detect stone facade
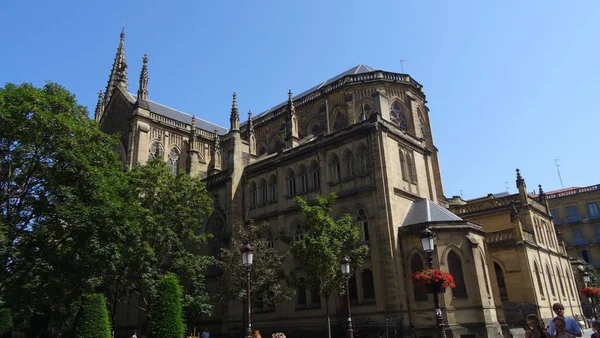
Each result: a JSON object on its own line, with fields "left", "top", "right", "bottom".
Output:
{"left": 448, "top": 172, "right": 584, "bottom": 335}
{"left": 98, "top": 32, "right": 507, "bottom": 338}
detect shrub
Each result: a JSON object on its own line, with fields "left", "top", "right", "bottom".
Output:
{"left": 74, "top": 294, "right": 111, "bottom": 338}
{"left": 0, "top": 308, "right": 12, "bottom": 335}
{"left": 150, "top": 274, "right": 184, "bottom": 338}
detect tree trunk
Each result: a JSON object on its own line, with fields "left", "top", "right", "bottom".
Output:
{"left": 325, "top": 296, "right": 331, "bottom": 338}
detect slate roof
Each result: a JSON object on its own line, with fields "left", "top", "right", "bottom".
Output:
{"left": 242, "top": 64, "right": 377, "bottom": 124}
{"left": 124, "top": 92, "right": 229, "bottom": 135}
{"left": 402, "top": 198, "right": 463, "bottom": 227}
{"left": 467, "top": 191, "right": 512, "bottom": 202}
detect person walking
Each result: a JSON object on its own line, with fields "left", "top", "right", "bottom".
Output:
{"left": 591, "top": 321, "right": 599, "bottom": 338}
{"left": 526, "top": 314, "right": 551, "bottom": 338}
{"left": 547, "top": 303, "right": 582, "bottom": 337}
{"left": 201, "top": 328, "right": 210, "bottom": 338}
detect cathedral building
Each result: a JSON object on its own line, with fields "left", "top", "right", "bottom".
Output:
{"left": 97, "top": 31, "right": 526, "bottom": 338}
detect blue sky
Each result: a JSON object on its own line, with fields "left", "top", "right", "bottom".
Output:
{"left": 1, "top": 0, "right": 599, "bottom": 199}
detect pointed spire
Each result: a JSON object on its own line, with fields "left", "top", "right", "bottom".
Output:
{"left": 213, "top": 128, "right": 221, "bottom": 150}
{"left": 190, "top": 115, "right": 197, "bottom": 136}
{"left": 516, "top": 168, "right": 525, "bottom": 188}
{"left": 94, "top": 90, "right": 104, "bottom": 121}
{"left": 230, "top": 92, "right": 240, "bottom": 131}
{"left": 538, "top": 184, "right": 546, "bottom": 203}
{"left": 287, "top": 89, "right": 295, "bottom": 115}
{"left": 137, "top": 54, "right": 149, "bottom": 101}
{"left": 104, "top": 28, "right": 128, "bottom": 105}
{"left": 247, "top": 110, "right": 254, "bottom": 133}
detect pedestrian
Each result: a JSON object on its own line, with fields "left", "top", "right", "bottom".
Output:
{"left": 591, "top": 321, "right": 599, "bottom": 338}
{"left": 525, "top": 314, "right": 551, "bottom": 338}
{"left": 201, "top": 328, "right": 210, "bottom": 338}
{"left": 252, "top": 329, "right": 262, "bottom": 338}
{"left": 553, "top": 317, "right": 577, "bottom": 338}
{"left": 547, "top": 303, "right": 582, "bottom": 337}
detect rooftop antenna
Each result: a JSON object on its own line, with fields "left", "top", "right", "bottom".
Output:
{"left": 554, "top": 159, "right": 564, "bottom": 189}
{"left": 504, "top": 182, "right": 509, "bottom": 193}
{"left": 400, "top": 59, "right": 409, "bottom": 73}
{"left": 460, "top": 190, "right": 464, "bottom": 199}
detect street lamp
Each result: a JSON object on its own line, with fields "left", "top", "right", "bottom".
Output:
{"left": 242, "top": 244, "right": 253, "bottom": 338}
{"left": 583, "top": 271, "right": 591, "bottom": 286}
{"left": 340, "top": 256, "right": 354, "bottom": 338}
{"left": 420, "top": 228, "right": 446, "bottom": 338}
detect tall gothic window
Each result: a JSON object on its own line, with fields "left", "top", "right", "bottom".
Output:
{"left": 480, "top": 253, "right": 491, "bottom": 296}
{"left": 332, "top": 109, "right": 348, "bottom": 131}
{"left": 259, "top": 179, "right": 267, "bottom": 205}
{"left": 494, "top": 262, "right": 509, "bottom": 301}
{"left": 556, "top": 265, "right": 566, "bottom": 298}
{"left": 293, "top": 224, "right": 303, "bottom": 242}
{"left": 360, "top": 102, "right": 373, "bottom": 121}
{"left": 209, "top": 214, "right": 227, "bottom": 259}
{"left": 418, "top": 109, "right": 427, "bottom": 138}
{"left": 399, "top": 150, "right": 408, "bottom": 181}
{"left": 271, "top": 137, "right": 284, "bottom": 154}
{"left": 269, "top": 175, "right": 277, "bottom": 202}
{"left": 329, "top": 154, "right": 340, "bottom": 184}
{"left": 266, "top": 229, "right": 274, "bottom": 249}
{"left": 566, "top": 268, "right": 576, "bottom": 299}
{"left": 448, "top": 251, "right": 467, "bottom": 298}
{"left": 310, "top": 161, "right": 320, "bottom": 190}
{"left": 546, "top": 264, "right": 556, "bottom": 297}
{"left": 362, "top": 269, "right": 375, "bottom": 300}
{"left": 348, "top": 273, "right": 358, "bottom": 302}
{"left": 535, "top": 263, "right": 545, "bottom": 296}
{"left": 342, "top": 150, "right": 354, "bottom": 179}
{"left": 356, "top": 144, "right": 368, "bottom": 175}
{"left": 167, "top": 148, "right": 180, "bottom": 174}
{"left": 287, "top": 170, "right": 296, "bottom": 196}
{"left": 411, "top": 255, "right": 427, "bottom": 301}
{"left": 390, "top": 102, "right": 408, "bottom": 130}
{"left": 356, "top": 209, "right": 369, "bottom": 242}
{"left": 406, "top": 153, "right": 417, "bottom": 183}
{"left": 249, "top": 182, "right": 257, "bottom": 208}
{"left": 298, "top": 165, "right": 308, "bottom": 193}
{"left": 148, "top": 141, "right": 164, "bottom": 162}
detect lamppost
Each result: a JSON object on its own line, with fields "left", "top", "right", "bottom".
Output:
{"left": 583, "top": 271, "right": 597, "bottom": 320}
{"left": 420, "top": 228, "right": 446, "bottom": 338}
{"left": 242, "top": 243, "right": 254, "bottom": 338}
{"left": 340, "top": 256, "right": 355, "bottom": 338}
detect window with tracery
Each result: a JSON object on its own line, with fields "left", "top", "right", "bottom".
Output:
{"left": 293, "top": 224, "right": 303, "bottom": 241}
{"left": 390, "top": 102, "right": 408, "bottom": 130}
{"left": 298, "top": 165, "right": 307, "bottom": 193}
{"left": 494, "top": 262, "right": 509, "bottom": 301}
{"left": 167, "top": 148, "right": 180, "bottom": 174}
{"left": 535, "top": 263, "right": 545, "bottom": 296}
{"left": 271, "top": 138, "right": 284, "bottom": 154}
{"left": 332, "top": 110, "right": 348, "bottom": 131}
{"left": 269, "top": 175, "right": 277, "bottom": 202}
{"left": 357, "top": 145, "right": 368, "bottom": 175}
{"left": 310, "top": 161, "right": 320, "bottom": 190}
{"left": 148, "top": 141, "right": 164, "bottom": 162}
{"left": 546, "top": 265, "right": 556, "bottom": 297}
{"left": 360, "top": 102, "right": 373, "bottom": 121}
{"left": 356, "top": 209, "right": 369, "bottom": 242}
{"left": 342, "top": 150, "right": 354, "bottom": 179}
{"left": 448, "top": 251, "right": 467, "bottom": 298}
{"left": 329, "top": 154, "right": 340, "bottom": 183}
{"left": 287, "top": 170, "right": 296, "bottom": 196}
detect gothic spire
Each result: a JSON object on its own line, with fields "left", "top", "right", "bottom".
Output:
{"left": 247, "top": 110, "right": 254, "bottom": 133}
{"left": 538, "top": 184, "right": 546, "bottom": 203}
{"left": 213, "top": 128, "right": 221, "bottom": 150}
{"left": 515, "top": 168, "right": 525, "bottom": 188}
{"left": 94, "top": 90, "right": 104, "bottom": 122}
{"left": 230, "top": 92, "right": 240, "bottom": 131}
{"left": 287, "top": 89, "right": 295, "bottom": 116}
{"left": 137, "top": 54, "right": 149, "bottom": 101}
{"left": 104, "top": 28, "right": 128, "bottom": 105}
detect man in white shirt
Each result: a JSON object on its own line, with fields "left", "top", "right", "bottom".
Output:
{"left": 547, "top": 303, "right": 582, "bottom": 337}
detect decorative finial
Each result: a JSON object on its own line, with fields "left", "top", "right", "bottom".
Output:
{"left": 516, "top": 168, "right": 522, "bottom": 180}
{"left": 288, "top": 89, "right": 293, "bottom": 101}
{"left": 94, "top": 90, "right": 105, "bottom": 121}
{"left": 232, "top": 92, "right": 237, "bottom": 107}
{"left": 213, "top": 128, "right": 220, "bottom": 149}
{"left": 247, "top": 110, "right": 254, "bottom": 133}
{"left": 191, "top": 115, "right": 196, "bottom": 126}
{"left": 120, "top": 27, "right": 125, "bottom": 41}
{"left": 538, "top": 184, "right": 544, "bottom": 195}
{"left": 137, "top": 54, "right": 149, "bottom": 101}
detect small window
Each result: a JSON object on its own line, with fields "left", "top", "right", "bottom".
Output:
{"left": 296, "top": 284, "right": 307, "bottom": 306}
{"left": 356, "top": 209, "right": 369, "bottom": 242}
{"left": 310, "top": 161, "right": 320, "bottom": 190}
{"left": 329, "top": 154, "right": 340, "bottom": 183}
{"left": 588, "top": 203, "right": 600, "bottom": 218}
{"left": 268, "top": 175, "right": 277, "bottom": 202}
{"left": 356, "top": 145, "right": 368, "bottom": 175}
{"left": 249, "top": 182, "right": 257, "bottom": 208}
{"left": 581, "top": 250, "right": 590, "bottom": 263}
{"left": 566, "top": 206, "right": 578, "bottom": 217}
{"left": 572, "top": 228, "right": 583, "bottom": 239}
{"left": 310, "top": 287, "right": 321, "bottom": 305}
{"left": 266, "top": 230, "right": 274, "bottom": 249}
{"left": 259, "top": 179, "right": 267, "bottom": 205}
{"left": 294, "top": 224, "right": 303, "bottom": 242}
{"left": 298, "top": 165, "right": 307, "bottom": 193}
{"left": 287, "top": 170, "right": 296, "bottom": 196}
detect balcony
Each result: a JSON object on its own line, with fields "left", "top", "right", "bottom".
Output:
{"left": 570, "top": 238, "right": 588, "bottom": 246}
{"left": 552, "top": 218, "right": 562, "bottom": 225}
{"left": 589, "top": 213, "right": 600, "bottom": 220}
{"left": 594, "top": 236, "right": 600, "bottom": 244}
{"left": 566, "top": 215, "right": 582, "bottom": 223}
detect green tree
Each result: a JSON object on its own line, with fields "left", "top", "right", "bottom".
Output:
{"left": 74, "top": 294, "right": 111, "bottom": 338}
{"left": 281, "top": 193, "right": 368, "bottom": 338}
{"left": 0, "top": 82, "right": 133, "bottom": 333}
{"left": 215, "top": 221, "right": 291, "bottom": 314}
{"left": 150, "top": 274, "right": 184, "bottom": 338}
{"left": 119, "top": 159, "right": 214, "bottom": 322}
{"left": 0, "top": 308, "right": 12, "bottom": 336}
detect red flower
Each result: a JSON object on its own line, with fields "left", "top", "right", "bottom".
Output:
{"left": 411, "top": 269, "right": 456, "bottom": 289}
{"left": 580, "top": 287, "right": 600, "bottom": 297}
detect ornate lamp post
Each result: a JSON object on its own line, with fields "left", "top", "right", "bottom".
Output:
{"left": 583, "top": 271, "right": 598, "bottom": 320}
{"left": 420, "top": 228, "right": 446, "bottom": 338}
{"left": 242, "top": 244, "right": 254, "bottom": 338}
{"left": 340, "top": 256, "right": 355, "bottom": 338}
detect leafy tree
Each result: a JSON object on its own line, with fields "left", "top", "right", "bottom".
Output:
{"left": 149, "top": 274, "right": 184, "bottom": 338}
{"left": 281, "top": 193, "right": 368, "bottom": 338}
{"left": 0, "top": 82, "right": 133, "bottom": 333}
{"left": 74, "top": 294, "right": 111, "bottom": 338}
{"left": 0, "top": 308, "right": 12, "bottom": 336}
{"left": 215, "top": 221, "right": 291, "bottom": 314}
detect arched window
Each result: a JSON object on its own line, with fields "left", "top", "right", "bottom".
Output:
{"left": 418, "top": 109, "right": 427, "bottom": 138}
{"left": 259, "top": 179, "right": 267, "bottom": 205}
{"left": 271, "top": 137, "right": 284, "bottom": 154}
{"left": 566, "top": 268, "right": 576, "bottom": 299}
{"left": 296, "top": 278, "right": 307, "bottom": 306}
{"left": 258, "top": 144, "right": 267, "bottom": 156}
{"left": 359, "top": 101, "right": 373, "bottom": 121}
{"left": 356, "top": 209, "right": 369, "bottom": 242}
{"left": 266, "top": 229, "right": 274, "bottom": 249}
{"left": 406, "top": 153, "right": 417, "bottom": 183}
{"left": 362, "top": 269, "right": 375, "bottom": 300}
{"left": 399, "top": 150, "right": 408, "bottom": 181}
{"left": 448, "top": 251, "right": 467, "bottom": 298}
{"left": 556, "top": 265, "right": 566, "bottom": 298}
{"left": 286, "top": 170, "right": 296, "bottom": 196}
{"left": 269, "top": 175, "right": 277, "bottom": 202}
{"left": 148, "top": 141, "right": 164, "bottom": 162}
{"left": 546, "top": 264, "right": 556, "bottom": 297}
{"left": 167, "top": 148, "right": 180, "bottom": 174}
{"left": 534, "top": 263, "right": 545, "bottom": 297}
{"left": 480, "top": 253, "right": 491, "bottom": 296}
{"left": 298, "top": 165, "right": 307, "bottom": 193}
{"left": 356, "top": 145, "right": 368, "bottom": 175}
{"left": 342, "top": 150, "right": 354, "bottom": 179}
{"left": 209, "top": 214, "right": 227, "bottom": 258}
{"left": 309, "top": 122, "right": 322, "bottom": 135}
{"left": 293, "top": 223, "right": 303, "bottom": 242}
{"left": 390, "top": 101, "right": 408, "bottom": 130}
{"left": 329, "top": 154, "right": 340, "bottom": 184}
{"left": 310, "top": 161, "right": 320, "bottom": 190}
{"left": 348, "top": 273, "right": 358, "bottom": 302}
{"left": 249, "top": 182, "right": 257, "bottom": 208}
{"left": 332, "top": 109, "right": 348, "bottom": 131}
{"left": 411, "top": 255, "right": 427, "bottom": 301}
{"left": 494, "top": 262, "right": 509, "bottom": 301}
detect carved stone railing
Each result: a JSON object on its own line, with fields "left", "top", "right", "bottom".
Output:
{"left": 526, "top": 196, "right": 548, "bottom": 214}
{"left": 485, "top": 229, "right": 517, "bottom": 245}
{"left": 150, "top": 112, "right": 217, "bottom": 139}
{"left": 546, "top": 184, "right": 600, "bottom": 199}
{"left": 203, "top": 171, "right": 228, "bottom": 187}
{"left": 451, "top": 195, "right": 521, "bottom": 216}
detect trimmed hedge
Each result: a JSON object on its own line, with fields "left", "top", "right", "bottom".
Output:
{"left": 150, "top": 274, "right": 184, "bottom": 338}
{"left": 0, "top": 308, "right": 12, "bottom": 335}
{"left": 74, "top": 294, "right": 111, "bottom": 338}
